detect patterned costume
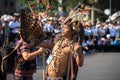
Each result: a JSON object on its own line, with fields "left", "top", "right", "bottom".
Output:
{"left": 14, "top": 41, "right": 36, "bottom": 80}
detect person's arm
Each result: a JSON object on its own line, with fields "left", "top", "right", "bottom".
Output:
{"left": 22, "top": 47, "right": 45, "bottom": 61}
{"left": 74, "top": 44, "right": 84, "bottom": 67}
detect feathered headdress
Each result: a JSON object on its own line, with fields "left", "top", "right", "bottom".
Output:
{"left": 63, "top": 4, "right": 85, "bottom": 44}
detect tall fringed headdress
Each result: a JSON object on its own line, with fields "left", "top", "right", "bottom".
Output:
{"left": 20, "top": 9, "right": 46, "bottom": 45}
{"left": 63, "top": 2, "right": 103, "bottom": 44}
{"left": 63, "top": 4, "right": 85, "bottom": 44}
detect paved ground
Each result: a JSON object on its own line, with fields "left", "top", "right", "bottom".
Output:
{"left": 77, "top": 52, "right": 120, "bottom": 80}
{"left": 7, "top": 52, "right": 120, "bottom": 80}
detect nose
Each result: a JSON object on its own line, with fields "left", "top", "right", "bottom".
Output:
{"left": 62, "top": 28, "right": 64, "bottom": 31}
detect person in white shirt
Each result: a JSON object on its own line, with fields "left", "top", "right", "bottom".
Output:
{"left": 9, "top": 13, "right": 20, "bottom": 43}
{"left": 91, "top": 25, "right": 99, "bottom": 49}
{"left": 82, "top": 40, "right": 89, "bottom": 54}
{"left": 84, "top": 26, "right": 92, "bottom": 40}
{"left": 54, "top": 24, "right": 62, "bottom": 35}
{"left": 91, "top": 26, "right": 99, "bottom": 37}
{"left": 86, "top": 37, "right": 95, "bottom": 52}
{"left": 105, "top": 34, "right": 114, "bottom": 52}
{"left": 108, "top": 22, "right": 116, "bottom": 40}
{"left": 43, "top": 18, "right": 55, "bottom": 38}
{"left": 96, "top": 37, "right": 106, "bottom": 52}
{"left": 43, "top": 18, "right": 55, "bottom": 33}
{"left": 97, "top": 23, "right": 106, "bottom": 38}
{"left": 0, "top": 21, "right": 3, "bottom": 47}
{"left": 115, "top": 24, "right": 120, "bottom": 38}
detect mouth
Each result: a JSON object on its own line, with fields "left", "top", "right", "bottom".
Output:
{"left": 61, "top": 31, "right": 65, "bottom": 35}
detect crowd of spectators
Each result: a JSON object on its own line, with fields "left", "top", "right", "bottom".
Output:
{"left": 0, "top": 12, "right": 120, "bottom": 55}
{"left": 83, "top": 20, "right": 120, "bottom": 54}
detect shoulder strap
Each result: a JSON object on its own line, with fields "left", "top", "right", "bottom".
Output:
{"left": 1, "top": 42, "right": 22, "bottom": 72}
{"left": 2, "top": 42, "right": 22, "bottom": 60}
{"left": 66, "top": 43, "right": 75, "bottom": 80}
{"left": 66, "top": 52, "right": 71, "bottom": 80}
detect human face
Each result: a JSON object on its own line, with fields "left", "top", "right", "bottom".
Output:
{"left": 62, "top": 24, "right": 72, "bottom": 37}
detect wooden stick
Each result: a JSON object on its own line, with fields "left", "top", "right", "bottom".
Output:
{"left": 27, "top": 0, "right": 33, "bottom": 13}
{"left": 27, "top": 0, "right": 38, "bottom": 17}
{"left": 42, "top": 53, "right": 46, "bottom": 80}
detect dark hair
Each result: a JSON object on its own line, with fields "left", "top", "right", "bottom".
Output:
{"left": 72, "top": 23, "right": 84, "bottom": 45}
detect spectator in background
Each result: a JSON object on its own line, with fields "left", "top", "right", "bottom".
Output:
{"left": 108, "top": 22, "right": 116, "bottom": 40}
{"left": 0, "top": 20, "right": 3, "bottom": 47}
{"left": 113, "top": 37, "right": 120, "bottom": 51}
{"left": 105, "top": 34, "right": 113, "bottom": 52}
{"left": 43, "top": 18, "right": 55, "bottom": 33}
{"left": 82, "top": 40, "right": 89, "bottom": 54}
{"left": 113, "top": 37, "right": 120, "bottom": 45}
{"left": 84, "top": 25, "right": 92, "bottom": 41}
{"left": 91, "top": 23, "right": 99, "bottom": 49}
{"left": 96, "top": 37, "right": 106, "bottom": 52}
{"left": 43, "top": 18, "right": 55, "bottom": 38}
{"left": 0, "top": 19, "right": 2, "bottom": 79}
{"left": 9, "top": 13, "right": 20, "bottom": 43}
{"left": 0, "top": 14, "right": 15, "bottom": 80}
{"left": 97, "top": 22, "right": 106, "bottom": 38}
{"left": 115, "top": 23, "right": 120, "bottom": 38}
{"left": 54, "top": 23, "right": 62, "bottom": 36}
{"left": 86, "top": 37, "right": 95, "bottom": 53}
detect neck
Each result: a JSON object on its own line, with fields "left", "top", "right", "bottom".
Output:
{"left": 64, "top": 37, "right": 72, "bottom": 41}
{"left": 63, "top": 34, "right": 72, "bottom": 40}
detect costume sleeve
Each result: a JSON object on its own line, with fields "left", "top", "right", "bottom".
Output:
{"left": 19, "top": 42, "right": 30, "bottom": 54}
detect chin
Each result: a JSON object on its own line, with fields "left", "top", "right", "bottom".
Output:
{"left": 61, "top": 32, "right": 65, "bottom": 36}
{"left": 61, "top": 34, "right": 65, "bottom": 37}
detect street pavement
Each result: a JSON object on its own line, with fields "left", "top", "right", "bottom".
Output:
{"left": 7, "top": 52, "right": 120, "bottom": 80}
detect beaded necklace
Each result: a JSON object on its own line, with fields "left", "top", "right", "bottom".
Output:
{"left": 52, "top": 37, "right": 73, "bottom": 72}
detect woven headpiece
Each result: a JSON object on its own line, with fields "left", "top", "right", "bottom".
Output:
{"left": 20, "top": 9, "right": 46, "bottom": 45}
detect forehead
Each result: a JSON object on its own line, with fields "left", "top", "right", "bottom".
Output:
{"left": 62, "top": 24, "right": 70, "bottom": 29}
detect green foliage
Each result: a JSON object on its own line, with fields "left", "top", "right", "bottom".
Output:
{"left": 63, "top": 0, "right": 83, "bottom": 12}
{"left": 18, "top": 0, "right": 120, "bottom": 20}
{"left": 49, "top": 0, "right": 59, "bottom": 9}
{"left": 18, "top": 0, "right": 59, "bottom": 15}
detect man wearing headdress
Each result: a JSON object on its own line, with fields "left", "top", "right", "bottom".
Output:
{"left": 46, "top": 20, "right": 84, "bottom": 80}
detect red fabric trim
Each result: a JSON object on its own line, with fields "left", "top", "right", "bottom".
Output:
{"left": 14, "top": 69, "right": 36, "bottom": 77}
{"left": 30, "top": 4, "right": 36, "bottom": 8}
{"left": 42, "top": 0, "right": 46, "bottom": 5}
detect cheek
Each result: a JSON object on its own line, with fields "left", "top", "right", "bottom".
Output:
{"left": 64, "top": 30, "right": 70, "bottom": 34}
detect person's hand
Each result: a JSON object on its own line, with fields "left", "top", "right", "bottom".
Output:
{"left": 39, "top": 41, "right": 53, "bottom": 49}
{"left": 38, "top": 47, "right": 45, "bottom": 54}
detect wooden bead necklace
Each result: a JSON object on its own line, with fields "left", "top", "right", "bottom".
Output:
{"left": 52, "top": 37, "right": 73, "bottom": 72}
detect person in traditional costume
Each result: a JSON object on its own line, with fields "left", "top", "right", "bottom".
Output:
{"left": 46, "top": 12, "right": 84, "bottom": 80}
{"left": 14, "top": 37, "right": 46, "bottom": 80}
{"left": 13, "top": 9, "right": 52, "bottom": 80}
